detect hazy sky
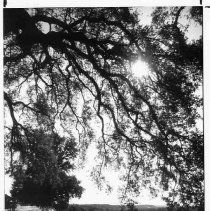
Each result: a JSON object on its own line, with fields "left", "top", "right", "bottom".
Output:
{"left": 70, "top": 144, "right": 167, "bottom": 205}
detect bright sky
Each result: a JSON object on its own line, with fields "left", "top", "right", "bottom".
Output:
{"left": 5, "top": 0, "right": 203, "bottom": 7}
{"left": 70, "top": 144, "right": 166, "bottom": 205}
{"left": 2, "top": 5, "right": 203, "bottom": 208}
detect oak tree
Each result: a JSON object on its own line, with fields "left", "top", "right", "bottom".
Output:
{"left": 9, "top": 130, "right": 83, "bottom": 210}
{"left": 4, "top": 7, "right": 203, "bottom": 210}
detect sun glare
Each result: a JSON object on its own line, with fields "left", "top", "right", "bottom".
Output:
{"left": 131, "top": 59, "right": 149, "bottom": 78}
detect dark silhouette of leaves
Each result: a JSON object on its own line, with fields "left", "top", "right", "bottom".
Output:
{"left": 4, "top": 7, "right": 203, "bottom": 210}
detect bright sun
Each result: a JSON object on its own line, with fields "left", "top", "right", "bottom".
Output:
{"left": 131, "top": 59, "right": 149, "bottom": 78}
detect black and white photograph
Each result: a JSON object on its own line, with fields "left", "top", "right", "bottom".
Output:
{"left": 2, "top": 1, "right": 207, "bottom": 211}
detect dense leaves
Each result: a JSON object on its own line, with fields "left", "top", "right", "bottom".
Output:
{"left": 10, "top": 130, "right": 83, "bottom": 210}
{"left": 4, "top": 7, "right": 203, "bottom": 210}
{"left": 5, "top": 194, "right": 17, "bottom": 210}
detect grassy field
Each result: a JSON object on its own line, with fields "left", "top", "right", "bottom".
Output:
{"left": 10, "top": 204, "right": 167, "bottom": 211}
{"left": 66, "top": 204, "right": 168, "bottom": 211}
{"left": 11, "top": 204, "right": 198, "bottom": 211}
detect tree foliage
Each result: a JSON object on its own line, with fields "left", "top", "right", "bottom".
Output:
{"left": 4, "top": 7, "right": 203, "bottom": 209}
{"left": 9, "top": 130, "right": 83, "bottom": 210}
{"left": 5, "top": 194, "right": 17, "bottom": 210}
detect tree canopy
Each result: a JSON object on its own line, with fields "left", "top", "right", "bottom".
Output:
{"left": 4, "top": 7, "right": 203, "bottom": 210}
